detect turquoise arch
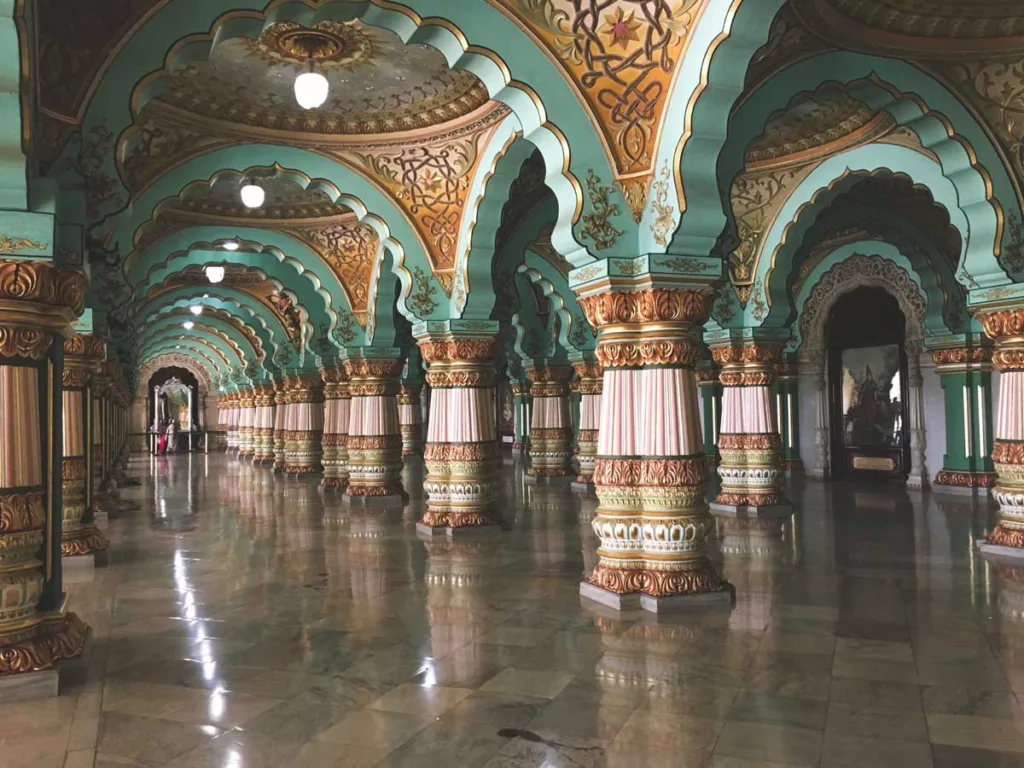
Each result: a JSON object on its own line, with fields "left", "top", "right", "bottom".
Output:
{"left": 491, "top": 194, "right": 561, "bottom": 322}
{"left": 138, "top": 295, "right": 286, "bottom": 372}
{"left": 142, "top": 332, "right": 239, "bottom": 378}
{"left": 141, "top": 343, "right": 228, "bottom": 381}
{"left": 138, "top": 313, "right": 258, "bottom": 371}
{"left": 747, "top": 144, "right": 987, "bottom": 327}
{"left": 114, "top": 151, "right": 432, "bottom": 320}
{"left": 777, "top": 203, "right": 971, "bottom": 334}
{"left": 718, "top": 53, "right": 1019, "bottom": 286}
{"left": 517, "top": 263, "right": 591, "bottom": 357}
{"left": 652, "top": 0, "right": 786, "bottom": 258}
{"left": 791, "top": 241, "right": 934, "bottom": 350}
{"left": 72, "top": 0, "right": 597, "bottom": 264}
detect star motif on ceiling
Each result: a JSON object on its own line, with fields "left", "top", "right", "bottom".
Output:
{"left": 601, "top": 8, "right": 642, "bottom": 51}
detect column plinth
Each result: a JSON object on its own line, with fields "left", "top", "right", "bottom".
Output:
{"left": 344, "top": 359, "right": 404, "bottom": 503}
{"left": 577, "top": 288, "right": 731, "bottom": 612}
{"left": 977, "top": 311, "right": 1024, "bottom": 560}
{"left": 399, "top": 383, "right": 424, "bottom": 457}
{"left": 0, "top": 259, "right": 91, "bottom": 685}
{"left": 709, "top": 341, "right": 791, "bottom": 519}
{"left": 417, "top": 337, "right": 500, "bottom": 534}
{"left": 321, "top": 367, "right": 350, "bottom": 489}
{"left": 284, "top": 376, "right": 323, "bottom": 475}
{"left": 572, "top": 361, "right": 602, "bottom": 493}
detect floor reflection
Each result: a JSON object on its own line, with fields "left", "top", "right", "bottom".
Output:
{"left": 11, "top": 453, "right": 1023, "bottom": 767}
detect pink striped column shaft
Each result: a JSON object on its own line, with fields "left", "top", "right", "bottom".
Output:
{"left": 273, "top": 389, "right": 288, "bottom": 471}
{"left": 321, "top": 366, "right": 350, "bottom": 489}
{"left": 345, "top": 359, "right": 404, "bottom": 499}
{"left": 573, "top": 361, "right": 602, "bottom": 487}
{"left": 578, "top": 288, "right": 728, "bottom": 604}
{"left": 979, "top": 311, "right": 1024, "bottom": 552}
{"left": 399, "top": 382, "right": 424, "bottom": 457}
{"left": 419, "top": 337, "right": 499, "bottom": 528}
{"left": 526, "top": 365, "right": 574, "bottom": 478}
{"left": 237, "top": 388, "right": 256, "bottom": 459}
{"left": 225, "top": 394, "right": 239, "bottom": 452}
{"left": 284, "top": 376, "right": 324, "bottom": 475}
{"left": 710, "top": 342, "right": 787, "bottom": 513}
{"left": 252, "top": 387, "right": 275, "bottom": 465}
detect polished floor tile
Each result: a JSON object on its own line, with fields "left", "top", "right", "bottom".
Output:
{"left": 7, "top": 455, "right": 1024, "bottom": 767}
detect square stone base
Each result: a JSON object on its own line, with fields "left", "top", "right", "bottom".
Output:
{"left": 62, "top": 549, "right": 109, "bottom": 572}
{"left": 571, "top": 481, "right": 596, "bottom": 494}
{"left": 580, "top": 581, "right": 735, "bottom": 613}
{"left": 933, "top": 483, "right": 991, "bottom": 497}
{"left": 710, "top": 501, "right": 793, "bottom": 519}
{"left": 524, "top": 473, "right": 574, "bottom": 486}
{"left": 343, "top": 493, "right": 407, "bottom": 508}
{"left": 416, "top": 522, "right": 501, "bottom": 539}
{"left": 0, "top": 626, "right": 93, "bottom": 703}
{"left": 978, "top": 541, "right": 1024, "bottom": 564}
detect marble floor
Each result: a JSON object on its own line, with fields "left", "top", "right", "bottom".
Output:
{"left": 6, "top": 454, "right": 1024, "bottom": 767}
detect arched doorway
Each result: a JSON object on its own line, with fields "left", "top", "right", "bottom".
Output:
{"left": 826, "top": 286, "right": 910, "bottom": 482}
{"left": 147, "top": 367, "right": 201, "bottom": 433}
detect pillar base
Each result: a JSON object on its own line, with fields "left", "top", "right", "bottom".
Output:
{"left": 579, "top": 581, "right": 735, "bottom": 613}
{"left": 979, "top": 541, "right": 1024, "bottom": 564}
{"left": 60, "top": 524, "right": 109, "bottom": 558}
{"left": 571, "top": 481, "right": 596, "bottom": 494}
{"left": 320, "top": 477, "right": 349, "bottom": 491}
{"left": 0, "top": 614, "right": 91, "bottom": 701}
{"left": 710, "top": 501, "right": 794, "bottom": 519}
{"left": 933, "top": 470, "right": 997, "bottom": 496}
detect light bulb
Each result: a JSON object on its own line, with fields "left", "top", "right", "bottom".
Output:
{"left": 222, "top": 240, "right": 240, "bottom": 251}
{"left": 240, "top": 184, "right": 265, "bottom": 209}
{"left": 190, "top": 305, "right": 203, "bottom": 316}
{"left": 205, "top": 265, "right": 225, "bottom": 284}
{"left": 294, "top": 71, "right": 329, "bottom": 109}
{"left": 183, "top": 320, "right": 195, "bottom": 330}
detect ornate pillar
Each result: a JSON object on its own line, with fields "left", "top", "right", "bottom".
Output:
{"left": 0, "top": 260, "right": 90, "bottom": 680}
{"left": 225, "top": 393, "right": 239, "bottom": 452}
{"left": 344, "top": 357, "right": 404, "bottom": 504}
{"left": 929, "top": 339, "right": 996, "bottom": 494}
{"left": 776, "top": 361, "right": 802, "bottom": 476}
{"left": 511, "top": 382, "right": 531, "bottom": 454}
{"left": 525, "top": 364, "right": 574, "bottom": 481}
{"left": 709, "top": 338, "right": 790, "bottom": 518}
{"left": 571, "top": 360, "right": 602, "bottom": 493}
{"left": 237, "top": 388, "right": 256, "bottom": 460}
{"left": 906, "top": 343, "right": 929, "bottom": 490}
{"left": 578, "top": 288, "right": 730, "bottom": 612}
{"left": 91, "top": 365, "right": 107, "bottom": 493}
{"left": 806, "top": 356, "right": 830, "bottom": 480}
{"left": 283, "top": 375, "right": 323, "bottom": 475}
{"left": 696, "top": 362, "right": 721, "bottom": 469}
{"left": 321, "top": 366, "right": 350, "bottom": 490}
{"left": 417, "top": 334, "right": 500, "bottom": 533}
{"left": 399, "top": 383, "right": 424, "bottom": 457}
{"left": 62, "top": 335, "right": 108, "bottom": 557}
{"left": 272, "top": 387, "right": 288, "bottom": 472}
{"left": 252, "top": 386, "right": 275, "bottom": 466}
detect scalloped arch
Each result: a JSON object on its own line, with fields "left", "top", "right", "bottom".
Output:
{"left": 136, "top": 353, "right": 216, "bottom": 398}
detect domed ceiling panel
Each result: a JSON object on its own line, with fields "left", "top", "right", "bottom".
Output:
{"left": 160, "top": 21, "right": 489, "bottom": 136}
{"left": 176, "top": 175, "right": 345, "bottom": 220}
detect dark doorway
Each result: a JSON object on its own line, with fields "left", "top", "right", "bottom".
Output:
{"left": 826, "top": 287, "right": 909, "bottom": 482}
{"left": 147, "top": 367, "right": 201, "bottom": 432}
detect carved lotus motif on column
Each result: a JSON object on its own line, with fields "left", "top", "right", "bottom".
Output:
{"left": 579, "top": 288, "right": 715, "bottom": 329}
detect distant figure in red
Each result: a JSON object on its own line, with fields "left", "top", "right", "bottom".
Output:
{"left": 157, "top": 420, "right": 169, "bottom": 455}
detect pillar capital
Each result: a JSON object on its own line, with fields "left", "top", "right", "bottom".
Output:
{"left": 927, "top": 334, "right": 994, "bottom": 373}
{"left": 419, "top": 334, "right": 498, "bottom": 389}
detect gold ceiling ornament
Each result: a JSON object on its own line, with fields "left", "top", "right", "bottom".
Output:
{"left": 0, "top": 236, "right": 47, "bottom": 254}
{"left": 254, "top": 21, "right": 373, "bottom": 68}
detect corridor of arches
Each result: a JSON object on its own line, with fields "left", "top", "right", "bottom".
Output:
{"left": 4, "top": 0, "right": 1024, "bottom": 764}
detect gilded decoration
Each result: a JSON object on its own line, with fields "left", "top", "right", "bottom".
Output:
{"left": 598, "top": 339, "right": 701, "bottom": 368}
{"left": 931, "top": 347, "right": 993, "bottom": 367}
{"left": 0, "top": 613, "right": 89, "bottom": 677}
{"left": 994, "top": 440, "right": 1024, "bottom": 466}
{"left": 594, "top": 457, "right": 708, "bottom": 487}
{"left": 0, "top": 329, "right": 53, "bottom": 361}
{"left": 0, "top": 236, "right": 46, "bottom": 254}
{"left": 419, "top": 339, "right": 499, "bottom": 364}
{"left": 580, "top": 170, "right": 624, "bottom": 251}
{"left": 579, "top": 288, "right": 715, "bottom": 328}
{"left": 491, "top": 0, "right": 704, "bottom": 177}
{"left": 935, "top": 470, "right": 997, "bottom": 488}
{"left": 711, "top": 343, "right": 782, "bottom": 367}
{"left": 410, "top": 268, "right": 440, "bottom": 316}
{"left": 0, "top": 260, "right": 88, "bottom": 315}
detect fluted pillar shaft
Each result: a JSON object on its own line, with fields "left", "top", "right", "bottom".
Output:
{"left": 930, "top": 343, "right": 996, "bottom": 493}
{"left": 418, "top": 337, "right": 499, "bottom": 530}
{"left": 62, "top": 335, "right": 109, "bottom": 556}
{"left": 511, "top": 383, "right": 531, "bottom": 454}
{"left": 578, "top": 288, "right": 729, "bottom": 610}
{"left": 573, "top": 361, "right": 602, "bottom": 489}
{"left": 321, "top": 367, "right": 350, "bottom": 489}
{"left": 526, "top": 365, "right": 574, "bottom": 479}
{"left": 710, "top": 341, "right": 789, "bottom": 516}
{"left": 345, "top": 359, "right": 404, "bottom": 500}
{"left": 0, "top": 259, "right": 90, "bottom": 675}
{"left": 977, "top": 310, "right": 1024, "bottom": 556}
{"left": 284, "top": 376, "right": 323, "bottom": 475}
{"left": 225, "top": 394, "right": 239, "bottom": 452}
{"left": 237, "top": 388, "right": 256, "bottom": 459}
{"left": 252, "top": 387, "right": 275, "bottom": 465}
{"left": 399, "top": 383, "right": 424, "bottom": 457}
{"left": 273, "top": 389, "right": 288, "bottom": 471}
